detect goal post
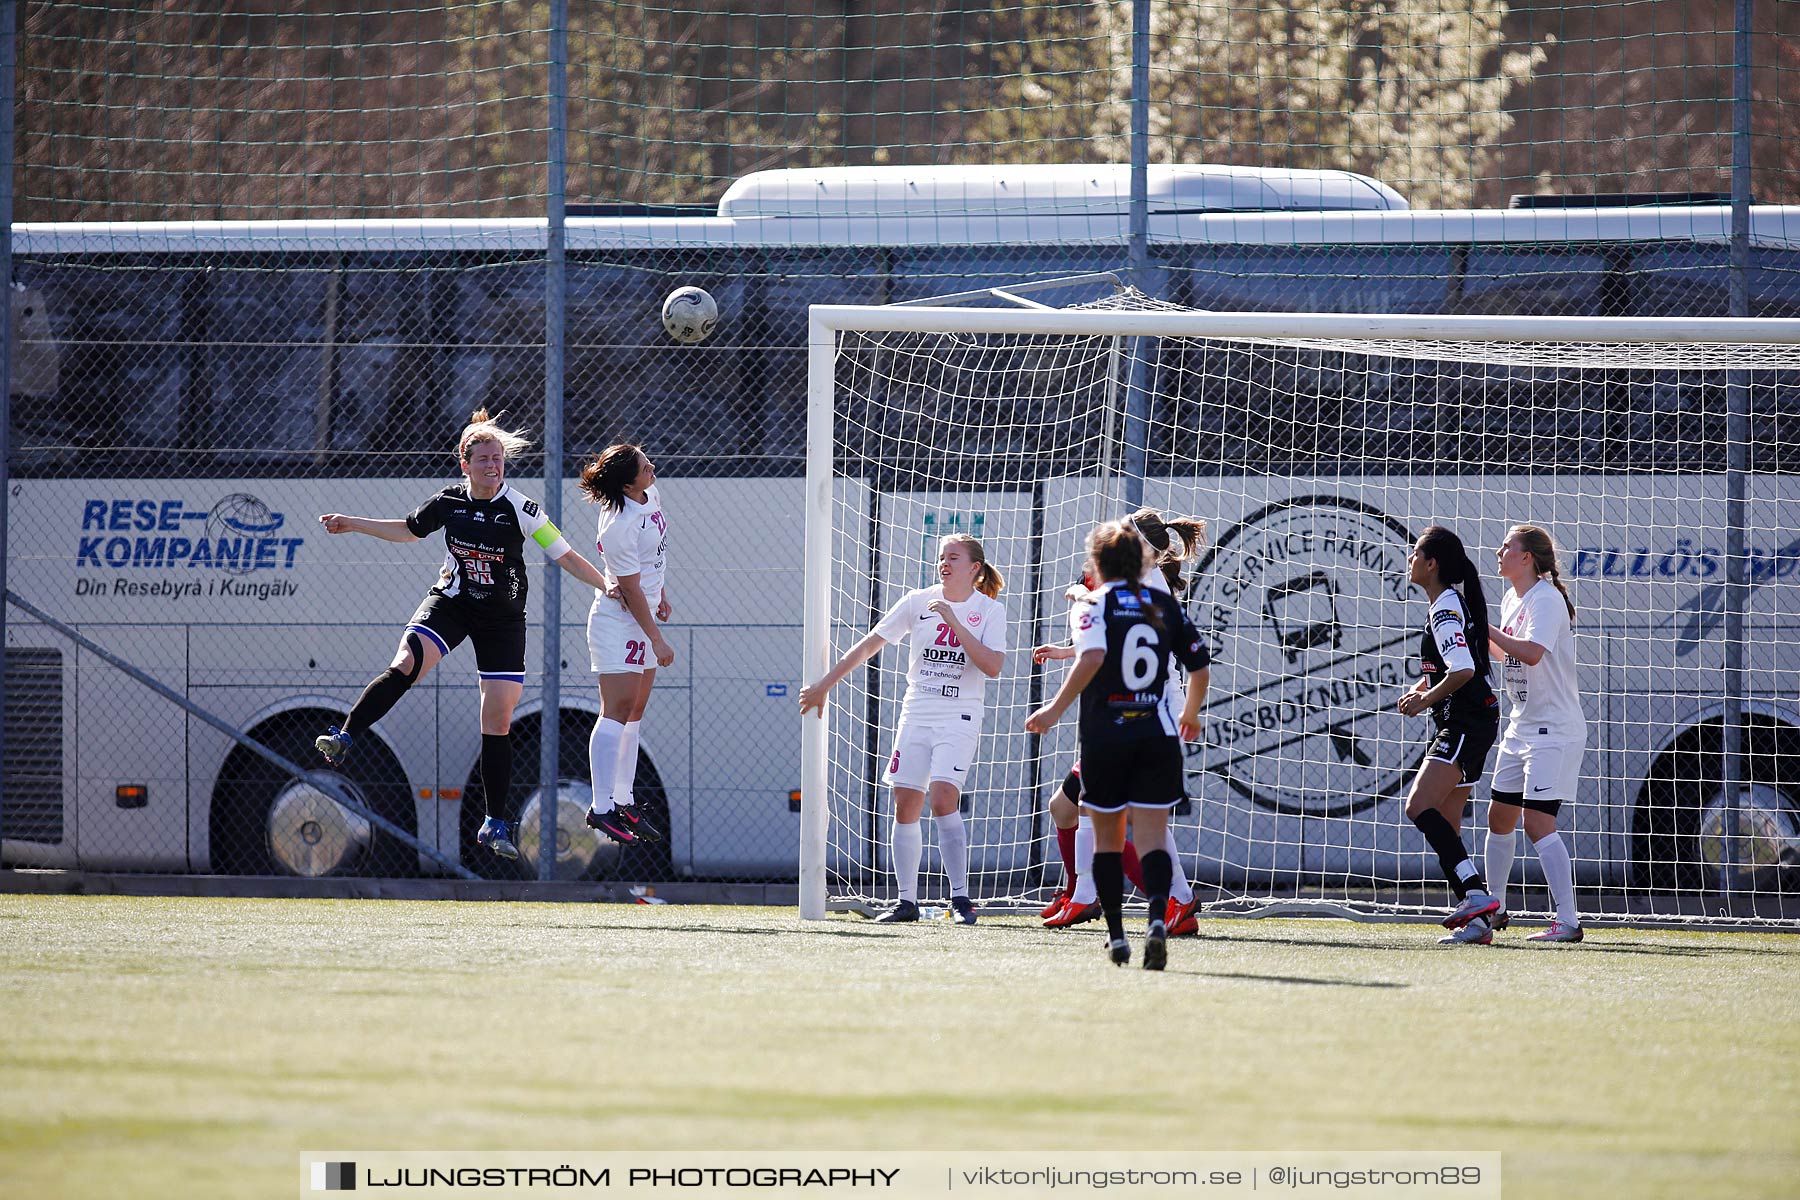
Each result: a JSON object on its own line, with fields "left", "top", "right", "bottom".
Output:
{"left": 801, "top": 290, "right": 1800, "bottom": 928}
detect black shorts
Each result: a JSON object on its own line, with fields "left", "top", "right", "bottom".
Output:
{"left": 1075, "top": 736, "right": 1184, "bottom": 813}
{"left": 407, "top": 593, "right": 527, "bottom": 682}
{"left": 1426, "top": 718, "right": 1499, "bottom": 786}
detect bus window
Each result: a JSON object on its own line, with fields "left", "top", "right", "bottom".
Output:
{"left": 1457, "top": 246, "right": 1617, "bottom": 316}
{"left": 752, "top": 249, "right": 892, "bottom": 475}
{"left": 13, "top": 256, "right": 192, "bottom": 477}
{"left": 565, "top": 250, "right": 760, "bottom": 475}
{"left": 1629, "top": 243, "right": 1730, "bottom": 317}
{"left": 890, "top": 245, "right": 1125, "bottom": 303}
{"left": 325, "top": 253, "right": 454, "bottom": 472}
{"left": 1177, "top": 246, "right": 1454, "bottom": 314}
{"left": 442, "top": 256, "right": 545, "bottom": 449}
{"left": 1751, "top": 249, "right": 1800, "bottom": 318}
{"left": 203, "top": 259, "right": 333, "bottom": 466}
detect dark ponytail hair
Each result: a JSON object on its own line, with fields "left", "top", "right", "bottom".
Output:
{"left": 578, "top": 443, "right": 644, "bottom": 513}
{"left": 1417, "top": 525, "right": 1490, "bottom": 676}
{"left": 1087, "top": 519, "right": 1165, "bottom": 632}
{"left": 1129, "top": 507, "right": 1209, "bottom": 596}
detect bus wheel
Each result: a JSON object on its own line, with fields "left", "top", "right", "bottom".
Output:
{"left": 460, "top": 709, "right": 673, "bottom": 882}
{"left": 1631, "top": 715, "right": 1800, "bottom": 893}
{"left": 210, "top": 711, "right": 417, "bottom": 877}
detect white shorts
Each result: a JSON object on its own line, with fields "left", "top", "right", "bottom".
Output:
{"left": 1491, "top": 728, "right": 1586, "bottom": 805}
{"left": 587, "top": 599, "right": 659, "bottom": 674}
{"left": 884, "top": 713, "right": 982, "bottom": 792}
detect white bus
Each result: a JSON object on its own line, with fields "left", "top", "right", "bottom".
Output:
{"left": 4, "top": 163, "right": 1798, "bottom": 904}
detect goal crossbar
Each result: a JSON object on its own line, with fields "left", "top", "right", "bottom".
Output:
{"left": 811, "top": 306, "right": 1800, "bottom": 344}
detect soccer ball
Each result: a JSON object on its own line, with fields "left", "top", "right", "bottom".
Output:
{"left": 660, "top": 286, "right": 718, "bottom": 344}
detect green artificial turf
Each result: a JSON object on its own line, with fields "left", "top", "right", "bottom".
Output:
{"left": 2, "top": 896, "right": 1796, "bottom": 1199}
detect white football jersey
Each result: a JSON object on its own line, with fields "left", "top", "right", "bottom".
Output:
{"left": 1498, "top": 578, "right": 1587, "bottom": 736}
{"left": 871, "top": 585, "right": 1008, "bottom": 719}
{"left": 594, "top": 484, "right": 668, "bottom": 605}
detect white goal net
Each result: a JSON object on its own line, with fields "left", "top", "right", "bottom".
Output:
{"left": 800, "top": 284, "right": 1800, "bottom": 929}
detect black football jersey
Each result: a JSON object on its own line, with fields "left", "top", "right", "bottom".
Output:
{"left": 404, "top": 484, "right": 569, "bottom": 619}
{"left": 1070, "top": 581, "right": 1211, "bottom": 744}
{"left": 1420, "top": 588, "right": 1498, "bottom": 728}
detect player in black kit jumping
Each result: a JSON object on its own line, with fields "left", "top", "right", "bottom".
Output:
{"left": 315, "top": 409, "right": 610, "bottom": 861}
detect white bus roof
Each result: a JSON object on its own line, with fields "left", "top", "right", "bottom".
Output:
{"left": 715, "top": 164, "right": 1409, "bottom": 217}
{"left": 14, "top": 199, "right": 1800, "bottom": 257}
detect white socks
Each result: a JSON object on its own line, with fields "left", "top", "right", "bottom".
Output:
{"left": 892, "top": 820, "right": 923, "bottom": 903}
{"left": 1071, "top": 815, "right": 1097, "bottom": 904}
{"left": 1484, "top": 829, "right": 1518, "bottom": 912}
{"left": 892, "top": 813, "right": 972, "bottom": 902}
{"left": 613, "top": 720, "right": 641, "bottom": 808}
{"left": 587, "top": 717, "right": 642, "bottom": 814}
{"left": 1068, "top": 815, "right": 1189, "bottom": 905}
{"left": 936, "top": 809, "right": 970, "bottom": 898}
{"left": 587, "top": 718, "right": 624, "bottom": 814}
{"left": 1535, "top": 831, "right": 1578, "bottom": 926}
{"left": 1484, "top": 827, "right": 1577, "bottom": 926}
{"left": 1165, "top": 825, "right": 1193, "bottom": 904}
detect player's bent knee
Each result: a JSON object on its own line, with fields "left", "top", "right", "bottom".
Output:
{"left": 1488, "top": 790, "right": 1523, "bottom": 833}
{"left": 393, "top": 632, "right": 432, "bottom": 682}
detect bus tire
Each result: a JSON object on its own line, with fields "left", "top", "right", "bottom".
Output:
{"left": 210, "top": 710, "right": 417, "bottom": 877}
{"left": 1631, "top": 714, "right": 1800, "bottom": 894}
{"left": 460, "top": 709, "right": 674, "bottom": 882}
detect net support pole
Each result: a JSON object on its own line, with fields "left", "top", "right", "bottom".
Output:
{"left": 0, "top": 0, "right": 14, "bottom": 853}
{"left": 800, "top": 312, "right": 836, "bottom": 919}
{"left": 539, "top": 0, "right": 568, "bottom": 883}
{"left": 1121, "top": 0, "right": 1152, "bottom": 507}
{"left": 1721, "top": 0, "right": 1754, "bottom": 895}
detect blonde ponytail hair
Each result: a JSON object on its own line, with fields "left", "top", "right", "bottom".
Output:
{"left": 457, "top": 408, "right": 533, "bottom": 463}
{"left": 942, "top": 534, "right": 1004, "bottom": 599}
{"left": 1510, "top": 524, "right": 1577, "bottom": 621}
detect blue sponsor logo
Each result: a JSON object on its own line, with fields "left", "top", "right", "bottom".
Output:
{"left": 1569, "top": 539, "right": 1800, "bottom": 583}
{"left": 1670, "top": 533, "right": 1800, "bottom": 656}
{"left": 76, "top": 494, "right": 303, "bottom": 575}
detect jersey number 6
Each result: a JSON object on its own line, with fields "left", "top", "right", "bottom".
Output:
{"left": 1121, "top": 623, "right": 1160, "bottom": 690}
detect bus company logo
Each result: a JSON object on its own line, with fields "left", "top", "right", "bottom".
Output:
{"left": 1643, "top": 531, "right": 1800, "bottom": 657}
{"left": 1189, "top": 496, "right": 1425, "bottom": 817}
{"left": 77, "top": 493, "right": 305, "bottom": 579}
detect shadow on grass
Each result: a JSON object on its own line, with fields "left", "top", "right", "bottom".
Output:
{"left": 1169, "top": 928, "right": 1800, "bottom": 960}
{"left": 1532, "top": 939, "right": 1800, "bottom": 959}
{"left": 1190, "top": 970, "right": 1409, "bottom": 989}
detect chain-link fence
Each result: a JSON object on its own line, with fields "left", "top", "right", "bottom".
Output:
{"left": 2, "top": 2, "right": 1798, "bottom": 906}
